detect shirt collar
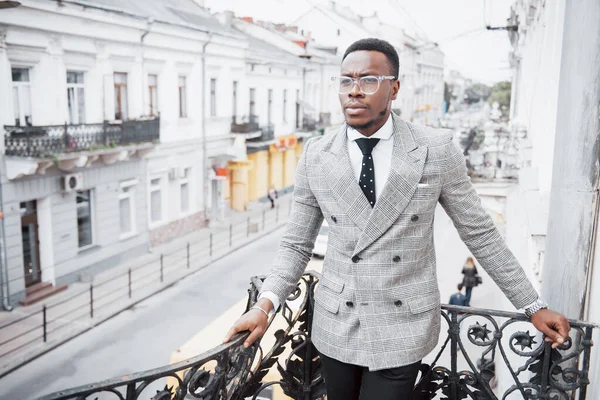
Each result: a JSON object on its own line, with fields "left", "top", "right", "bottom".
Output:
{"left": 346, "top": 114, "right": 394, "bottom": 142}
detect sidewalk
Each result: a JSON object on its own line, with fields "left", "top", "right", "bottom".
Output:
{"left": 0, "top": 194, "right": 293, "bottom": 378}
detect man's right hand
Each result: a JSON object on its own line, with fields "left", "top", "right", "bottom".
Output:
{"left": 223, "top": 299, "right": 273, "bottom": 348}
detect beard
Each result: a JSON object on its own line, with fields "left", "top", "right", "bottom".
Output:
{"left": 348, "top": 108, "right": 389, "bottom": 131}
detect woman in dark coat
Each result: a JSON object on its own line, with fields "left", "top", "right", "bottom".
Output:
{"left": 461, "top": 257, "right": 480, "bottom": 306}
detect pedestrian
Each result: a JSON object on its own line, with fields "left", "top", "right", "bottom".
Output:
{"left": 224, "top": 38, "right": 570, "bottom": 400}
{"left": 267, "top": 186, "right": 277, "bottom": 209}
{"left": 461, "top": 257, "right": 481, "bottom": 306}
{"left": 449, "top": 283, "right": 468, "bottom": 307}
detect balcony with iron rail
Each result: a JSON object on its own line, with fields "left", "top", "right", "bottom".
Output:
{"left": 231, "top": 115, "right": 261, "bottom": 139}
{"left": 40, "top": 271, "right": 597, "bottom": 400}
{"left": 2, "top": 118, "right": 160, "bottom": 179}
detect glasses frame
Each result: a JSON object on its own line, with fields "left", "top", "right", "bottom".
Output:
{"left": 331, "top": 75, "right": 396, "bottom": 95}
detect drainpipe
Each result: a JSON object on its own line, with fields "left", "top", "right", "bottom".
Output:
{"left": 0, "top": 181, "right": 12, "bottom": 311}
{"left": 140, "top": 18, "right": 154, "bottom": 116}
{"left": 201, "top": 33, "right": 213, "bottom": 221}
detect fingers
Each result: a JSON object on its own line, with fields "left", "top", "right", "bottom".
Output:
{"left": 539, "top": 325, "right": 566, "bottom": 349}
{"left": 223, "top": 311, "right": 268, "bottom": 347}
{"left": 244, "top": 324, "right": 266, "bottom": 348}
{"left": 555, "top": 317, "right": 571, "bottom": 340}
{"left": 223, "top": 318, "right": 249, "bottom": 343}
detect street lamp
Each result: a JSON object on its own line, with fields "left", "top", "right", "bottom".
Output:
{"left": 0, "top": 1, "right": 21, "bottom": 9}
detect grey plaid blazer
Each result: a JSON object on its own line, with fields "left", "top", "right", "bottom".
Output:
{"left": 260, "top": 113, "right": 539, "bottom": 370}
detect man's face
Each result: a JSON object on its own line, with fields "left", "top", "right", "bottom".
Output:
{"left": 339, "top": 50, "right": 400, "bottom": 131}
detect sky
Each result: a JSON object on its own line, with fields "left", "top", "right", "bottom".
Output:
{"left": 202, "top": 0, "right": 516, "bottom": 85}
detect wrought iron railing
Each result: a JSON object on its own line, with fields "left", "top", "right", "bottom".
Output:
{"left": 301, "top": 116, "right": 318, "bottom": 132}
{"left": 247, "top": 124, "right": 275, "bottom": 143}
{"left": 318, "top": 112, "right": 331, "bottom": 127}
{"left": 4, "top": 118, "right": 160, "bottom": 158}
{"left": 39, "top": 272, "right": 596, "bottom": 400}
{"left": 231, "top": 115, "right": 260, "bottom": 134}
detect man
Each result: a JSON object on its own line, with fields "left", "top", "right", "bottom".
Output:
{"left": 449, "top": 284, "right": 469, "bottom": 307}
{"left": 224, "top": 38, "right": 570, "bottom": 399}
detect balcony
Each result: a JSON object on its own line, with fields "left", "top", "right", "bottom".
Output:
{"left": 231, "top": 115, "right": 261, "bottom": 137}
{"left": 247, "top": 124, "right": 275, "bottom": 143}
{"left": 3, "top": 118, "right": 160, "bottom": 179}
{"left": 41, "top": 271, "right": 597, "bottom": 400}
{"left": 300, "top": 116, "right": 317, "bottom": 132}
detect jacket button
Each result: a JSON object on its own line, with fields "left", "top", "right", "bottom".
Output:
{"left": 346, "top": 301, "right": 354, "bottom": 307}
{"left": 411, "top": 215, "right": 419, "bottom": 222}
{"left": 351, "top": 255, "right": 361, "bottom": 263}
{"left": 393, "top": 256, "right": 401, "bottom": 262}
{"left": 394, "top": 300, "right": 403, "bottom": 307}
{"left": 331, "top": 216, "right": 337, "bottom": 223}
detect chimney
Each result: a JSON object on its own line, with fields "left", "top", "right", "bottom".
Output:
{"left": 242, "top": 16, "right": 253, "bottom": 23}
{"left": 223, "top": 10, "right": 233, "bottom": 28}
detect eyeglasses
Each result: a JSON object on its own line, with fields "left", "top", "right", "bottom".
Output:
{"left": 331, "top": 75, "right": 396, "bottom": 95}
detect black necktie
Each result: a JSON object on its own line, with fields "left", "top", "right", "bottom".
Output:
{"left": 355, "top": 138, "right": 380, "bottom": 207}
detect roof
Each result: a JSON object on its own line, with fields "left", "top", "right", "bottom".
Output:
{"left": 236, "top": 28, "right": 304, "bottom": 65}
{"left": 75, "top": 0, "right": 232, "bottom": 35}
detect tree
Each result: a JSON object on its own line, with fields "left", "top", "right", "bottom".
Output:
{"left": 464, "top": 83, "right": 491, "bottom": 105}
{"left": 488, "top": 81, "right": 512, "bottom": 116}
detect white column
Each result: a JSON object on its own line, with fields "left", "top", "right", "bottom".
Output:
{"left": 37, "top": 197, "right": 55, "bottom": 285}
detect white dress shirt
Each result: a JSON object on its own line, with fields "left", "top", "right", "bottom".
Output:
{"left": 346, "top": 115, "right": 394, "bottom": 199}
{"left": 258, "top": 116, "right": 395, "bottom": 313}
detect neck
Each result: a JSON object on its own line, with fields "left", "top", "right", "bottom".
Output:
{"left": 355, "top": 110, "right": 391, "bottom": 137}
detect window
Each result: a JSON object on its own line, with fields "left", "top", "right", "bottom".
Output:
{"left": 76, "top": 190, "right": 93, "bottom": 248}
{"left": 267, "top": 89, "right": 273, "bottom": 124}
{"left": 249, "top": 88, "right": 256, "bottom": 118}
{"left": 180, "top": 168, "right": 191, "bottom": 213}
{"left": 148, "top": 74, "right": 158, "bottom": 116}
{"left": 114, "top": 72, "right": 128, "bottom": 120}
{"left": 232, "top": 81, "right": 238, "bottom": 119}
{"left": 149, "top": 177, "right": 163, "bottom": 223}
{"left": 12, "top": 68, "right": 32, "bottom": 126}
{"left": 283, "top": 89, "right": 288, "bottom": 123}
{"left": 119, "top": 180, "right": 136, "bottom": 237}
{"left": 179, "top": 76, "right": 187, "bottom": 118}
{"left": 67, "top": 71, "right": 85, "bottom": 124}
{"left": 210, "top": 78, "right": 216, "bottom": 117}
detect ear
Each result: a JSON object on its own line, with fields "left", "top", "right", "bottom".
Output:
{"left": 391, "top": 79, "right": 400, "bottom": 100}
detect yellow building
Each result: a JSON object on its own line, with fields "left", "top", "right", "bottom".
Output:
{"left": 245, "top": 135, "right": 303, "bottom": 203}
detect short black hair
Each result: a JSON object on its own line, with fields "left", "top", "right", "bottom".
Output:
{"left": 342, "top": 38, "right": 399, "bottom": 79}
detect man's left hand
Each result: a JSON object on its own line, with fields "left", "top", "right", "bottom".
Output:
{"left": 530, "top": 309, "right": 571, "bottom": 349}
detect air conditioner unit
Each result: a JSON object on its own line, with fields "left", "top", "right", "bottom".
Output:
{"left": 62, "top": 173, "right": 83, "bottom": 192}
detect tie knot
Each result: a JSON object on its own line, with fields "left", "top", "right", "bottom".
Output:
{"left": 355, "top": 138, "right": 380, "bottom": 156}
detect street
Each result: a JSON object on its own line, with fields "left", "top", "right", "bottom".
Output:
{"left": 0, "top": 206, "right": 508, "bottom": 399}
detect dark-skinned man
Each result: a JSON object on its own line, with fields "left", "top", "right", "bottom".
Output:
{"left": 224, "top": 38, "right": 570, "bottom": 399}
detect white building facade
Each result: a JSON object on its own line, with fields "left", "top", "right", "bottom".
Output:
{"left": 0, "top": 0, "right": 247, "bottom": 305}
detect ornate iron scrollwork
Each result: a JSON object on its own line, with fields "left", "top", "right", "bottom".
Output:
{"left": 40, "top": 272, "right": 596, "bottom": 400}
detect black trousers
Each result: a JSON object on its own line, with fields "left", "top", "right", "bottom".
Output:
{"left": 320, "top": 353, "right": 421, "bottom": 400}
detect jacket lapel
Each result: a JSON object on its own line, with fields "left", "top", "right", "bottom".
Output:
{"left": 353, "top": 115, "right": 428, "bottom": 256}
{"left": 321, "top": 123, "right": 372, "bottom": 232}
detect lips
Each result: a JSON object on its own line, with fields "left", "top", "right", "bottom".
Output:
{"left": 345, "top": 103, "right": 367, "bottom": 116}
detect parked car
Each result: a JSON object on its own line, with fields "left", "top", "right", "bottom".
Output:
{"left": 312, "top": 221, "right": 329, "bottom": 258}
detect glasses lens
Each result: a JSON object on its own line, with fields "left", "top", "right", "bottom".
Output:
{"left": 332, "top": 77, "right": 353, "bottom": 93}
{"left": 359, "top": 76, "right": 380, "bottom": 94}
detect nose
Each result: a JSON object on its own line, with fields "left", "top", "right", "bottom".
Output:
{"left": 348, "top": 79, "right": 363, "bottom": 97}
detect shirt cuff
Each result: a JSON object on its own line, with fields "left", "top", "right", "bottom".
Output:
{"left": 258, "top": 291, "right": 280, "bottom": 316}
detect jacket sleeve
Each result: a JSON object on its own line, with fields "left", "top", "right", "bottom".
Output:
{"left": 259, "top": 137, "right": 324, "bottom": 307}
{"left": 438, "top": 135, "right": 539, "bottom": 310}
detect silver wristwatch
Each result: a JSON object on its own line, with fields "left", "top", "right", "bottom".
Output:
{"left": 524, "top": 299, "right": 548, "bottom": 318}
